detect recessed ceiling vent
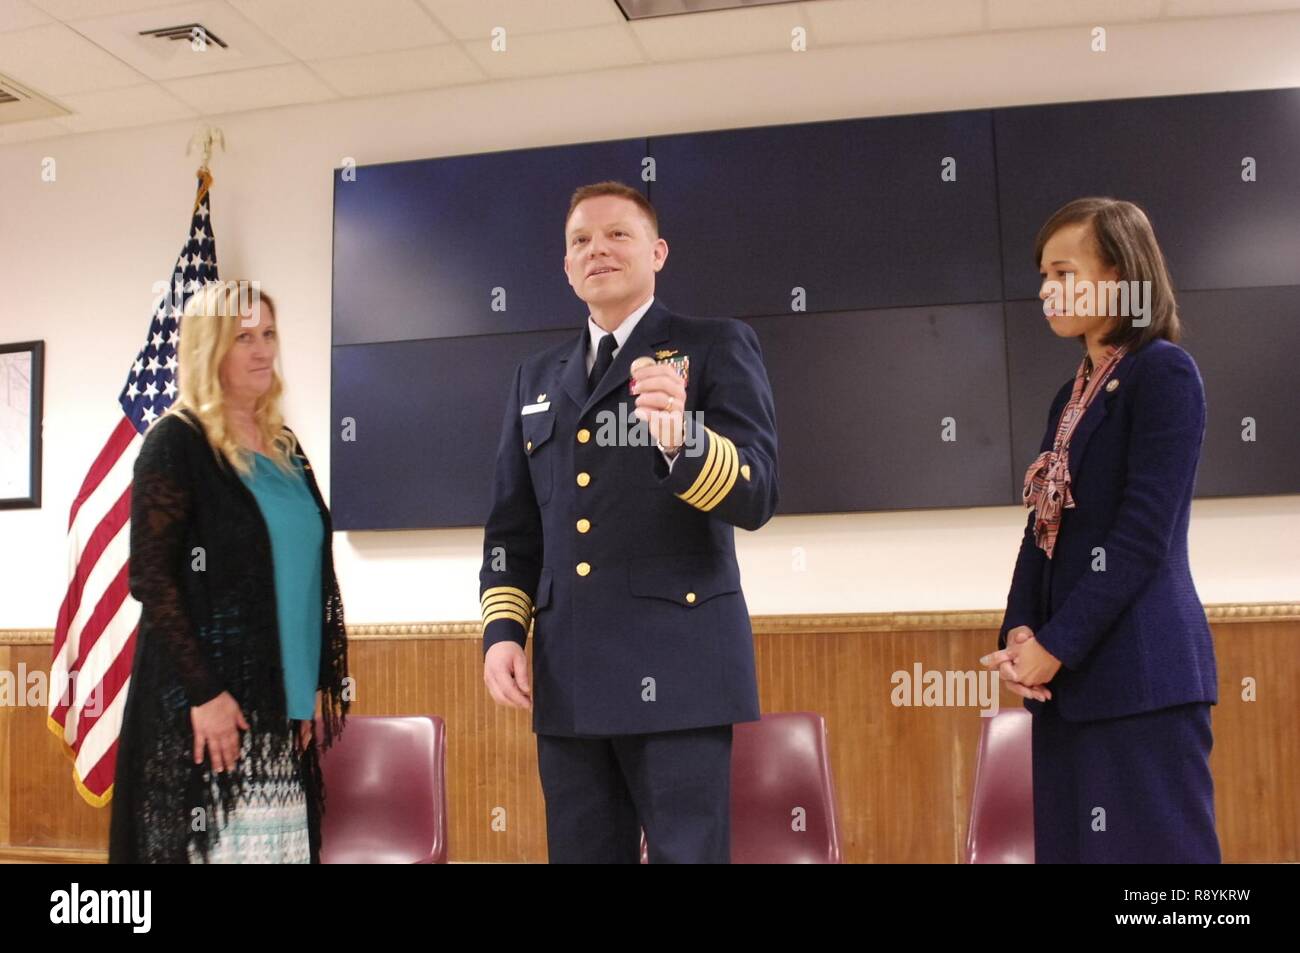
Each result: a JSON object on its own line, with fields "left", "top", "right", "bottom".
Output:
{"left": 139, "top": 23, "right": 230, "bottom": 49}
{"left": 0, "top": 74, "right": 70, "bottom": 125}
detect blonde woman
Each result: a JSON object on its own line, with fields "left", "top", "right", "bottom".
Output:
{"left": 110, "top": 282, "right": 349, "bottom": 863}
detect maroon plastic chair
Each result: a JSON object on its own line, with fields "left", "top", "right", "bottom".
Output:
{"left": 642, "top": 711, "right": 843, "bottom": 863}
{"left": 965, "top": 708, "right": 1034, "bottom": 863}
{"left": 318, "top": 714, "right": 448, "bottom": 864}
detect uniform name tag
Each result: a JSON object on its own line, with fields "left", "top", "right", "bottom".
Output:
{"left": 521, "top": 401, "right": 551, "bottom": 415}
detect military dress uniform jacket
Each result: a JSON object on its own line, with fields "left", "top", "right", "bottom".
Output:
{"left": 479, "top": 300, "right": 779, "bottom": 736}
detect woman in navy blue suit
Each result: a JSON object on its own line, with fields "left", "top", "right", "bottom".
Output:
{"left": 982, "top": 197, "right": 1220, "bottom": 863}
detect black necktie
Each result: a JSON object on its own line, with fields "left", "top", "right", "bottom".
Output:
{"left": 587, "top": 333, "right": 618, "bottom": 395}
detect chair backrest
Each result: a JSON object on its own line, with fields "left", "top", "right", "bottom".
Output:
{"left": 731, "top": 711, "right": 843, "bottom": 864}
{"left": 965, "top": 708, "right": 1034, "bottom": 864}
{"left": 318, "top": 715, "right": 448, "bottom": 864}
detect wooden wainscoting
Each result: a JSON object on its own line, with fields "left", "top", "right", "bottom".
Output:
{"left": 2, "top": 605, "right": 1297, "bottom": 863}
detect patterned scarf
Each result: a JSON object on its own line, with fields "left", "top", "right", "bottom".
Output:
{"left": 1022, "top": 344, "right": 1127, "bottom": 558}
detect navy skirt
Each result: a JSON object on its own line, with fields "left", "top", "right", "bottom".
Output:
{"left": 1032, "top": 701, "right": 1220, "bottom": 863}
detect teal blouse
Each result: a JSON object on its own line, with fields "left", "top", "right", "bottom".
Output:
{"left": 238, "top": 451, "right": 324, "bottom": 721}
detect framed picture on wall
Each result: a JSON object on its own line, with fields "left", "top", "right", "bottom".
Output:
{"left": 0, "top": 340, "right": 44, "bottom": 510}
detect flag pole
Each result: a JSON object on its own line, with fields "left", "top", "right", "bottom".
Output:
{"left": 186, "top": 126, "right": 224, "bottom": 206}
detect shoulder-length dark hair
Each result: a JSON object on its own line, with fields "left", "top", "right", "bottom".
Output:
{"left": 1034, "top": 197, "right": 1181, "bottom": 350}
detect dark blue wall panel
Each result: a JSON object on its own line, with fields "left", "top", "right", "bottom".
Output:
{"left": 996, "top": 88, "right": 1300, "bottom": 299}
{"left": 1177, "top": 286, "right": 1300, "bottom": 497}
{"left": 1005, "top": 288, "right": 1300, "bottom": 502}
{"left": 333, "top": 138, "right": 647, "bottom": 346}
{"left": 751, "top": 303, "right": 1012, "bottom": 513}
{"left": 331, "top": 328, "right": 576, "bottom": 529}
{"left": 332, "top": 87, "right": 1300, "bottom": 530}
{"left": 649, "top": 111, "right": 1003, "bottom": 319}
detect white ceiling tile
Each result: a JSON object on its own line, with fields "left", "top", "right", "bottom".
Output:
{"left": 631, "top": 3, "right": 807, "bottom": 61}
{"left": 0, "top": 75, "right": 70, "bottom": 122}
{"left": 227, "top": 0, "right": 449, "bottom": 60}
{"left": 52, "top": 81, "right": 195, "bottom": 131}
{"left": 419, "top": 0, "right": 625, "bottom": 41}
{"left": 801, "top": 0, "right": 984, "bottom": 46}
{"left": 1165, "top": 0, "right": 1300, "bottom": 15}
{"left": 310, "top": 44, "right": 484, "bottom": 97}
{"left": 464, "top": 23, "right": 644, "bottom": 78}
{"left": 988, "top": 1, "right": 1164, "bottom": 31}
{"left": 0, "top": 23, "right": 147, "bottom": 94}
{"left": 27, "top": 0, "right": 191, "bottom": 18}
{"left": 0, "top": 117, "right": 69, "bottom": 143}
{"left": 162, "top": 62, "right": 336, "bottom": 114}
{"left": 68, "top": 1, "right": 296, "bottom": 80}
{"left": 0, "top": 0, "right": 56, "bottom": 33}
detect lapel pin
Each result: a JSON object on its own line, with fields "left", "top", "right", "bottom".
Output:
{"left": 537, "top": 393, "right": 546, "bottom": 402}
{"left": 1106, "top": 379, "right": 1120, "bottom": 393}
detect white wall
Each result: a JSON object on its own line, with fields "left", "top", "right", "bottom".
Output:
{"left": 2, "top": 12, "right": 1298, "bottom": 628}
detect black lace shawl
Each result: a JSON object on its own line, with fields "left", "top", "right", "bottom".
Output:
{"left": 108, "top": 409, "right": 349, "bottom": 863}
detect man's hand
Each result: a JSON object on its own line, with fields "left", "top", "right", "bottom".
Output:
{"left": 484, "top": 641, "right": 532, "bottom": 710}
{"left": 981, "top": 627, "right": 1054, "bottom": 702}
{"left": 631, "top": 360, "right": 686, "bottom": 454}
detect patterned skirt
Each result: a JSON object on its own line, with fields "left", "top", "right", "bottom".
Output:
{"left": 187, "top": 722, "right": 311, "bottom": 864}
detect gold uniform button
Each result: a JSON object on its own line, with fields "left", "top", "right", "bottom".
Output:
{"left": 577, "top": 428, "right": 591, "bottom": 444}
{"left": 576, "top": 471, "right": 591, "bottom": 487}
{"left": 685, "top": 592, "right": 697, "bottom": 604}
{"left": 526, "top": 440, "right": 533, "bottom": 452}
{"left": 576, "top": 518, "right": 591, "bottom": 533}
{"left": 576, "top": 562, "right": 591, "bottom": 577}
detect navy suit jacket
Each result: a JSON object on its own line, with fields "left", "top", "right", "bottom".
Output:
{"left": 479, "top": 300, "right": 779, "bottom": 736}
{"left": 999, "top": 339, "right": 1218, "bottom": 722}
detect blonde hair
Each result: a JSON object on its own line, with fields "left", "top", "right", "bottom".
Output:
{"left": 167, "top": 280, "right": 296, "bottom": 477}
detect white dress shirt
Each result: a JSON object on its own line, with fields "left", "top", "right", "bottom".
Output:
{"left": 584, "top": 295, "right": 655, "bottom": 375}
{"left": 585, "top": 296, "right": 679, "bottom": 470}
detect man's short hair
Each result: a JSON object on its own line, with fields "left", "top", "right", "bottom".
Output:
{"left": 566, "top": 181, "right": 659, "bottom": 238}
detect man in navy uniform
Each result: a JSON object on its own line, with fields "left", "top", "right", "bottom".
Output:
{"left": 479, "top": 181, "right": 779, "bottom": 863}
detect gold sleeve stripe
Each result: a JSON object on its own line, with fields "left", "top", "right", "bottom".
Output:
{"left": 697, "top": 441, "right": 740, "bottom": 511}
{"left": 482, "top": 601, "right": 531, "bottom": 626}
{"left": 679, "top": 428, "right": 740, "bottom": 511}
{"left": 482, "top": 592, "right": 531, "bottom": 615}
{"left": 678, "top": 428, "right": 723, "bottom": 506}
{"left": 482, "top": 608, "right": 530, "bottom": 629}
{"left": 685, "top": 436, "right": 732, "bottom": 509}
{"left": 680, "top": 429, "right": 733, "bottom": 507}
{"left": 481, "top": 586, "right": 533, "bottom": 619}
{"left": 481, "top": 585, "right": 531, "bottom": 605}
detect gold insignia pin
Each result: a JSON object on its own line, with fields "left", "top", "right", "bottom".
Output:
{"left": 1105, "top": 379, "right": 1119, "bottom": 393}
{"left": 537, "top": 393, "right": 547, "bottom": 402}
{"left": 655, "top": 349, "right": 678, "bottom": 360}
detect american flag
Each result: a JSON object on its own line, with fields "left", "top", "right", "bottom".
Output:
{"left": 48, "top": 170, "right": 219, "bottom": 806}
